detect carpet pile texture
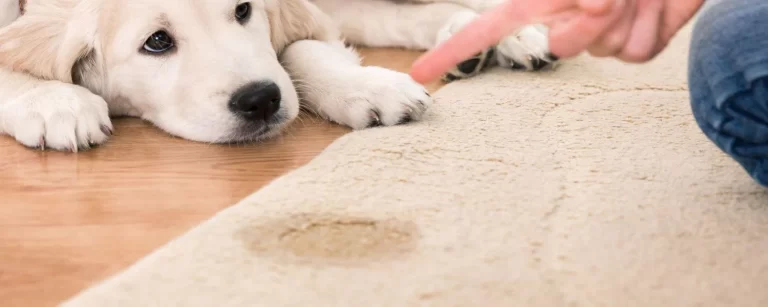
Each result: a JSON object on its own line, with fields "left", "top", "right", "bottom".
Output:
{"left": 63, "top": 25, "right": 768, "bottom": 307}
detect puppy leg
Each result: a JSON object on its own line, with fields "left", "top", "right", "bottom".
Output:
{"left": 280, "top": 40, "right": 431, "bottom": 129}
{"left": 0, "top": 68, "right": 112, "bottom": 151}
{"left": 313, "top": 0, "right": 471, "bottom": 50}
{"left": 407, "top": 0, "right": 505, "bottom": 12}
{"left": 313, "top": 0, "right": 556, "bottom": 82}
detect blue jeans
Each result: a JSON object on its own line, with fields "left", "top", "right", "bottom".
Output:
{"left": 689, "top": 0, "right": 768, "bottom": 187}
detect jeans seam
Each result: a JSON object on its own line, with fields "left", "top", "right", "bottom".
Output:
{"left": 692, "top": 56, "right": 768, "bottom": 187}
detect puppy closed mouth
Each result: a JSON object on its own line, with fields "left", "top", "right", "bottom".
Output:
{"left": 223, "top": 115, "right": 289, "bottom": 144}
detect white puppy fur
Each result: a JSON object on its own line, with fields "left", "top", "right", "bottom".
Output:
{"left": 0, "top": 0, "right": 552, "bottom": 151}
{"left": 0, "top": 0, "right": 19, "bottom": 27}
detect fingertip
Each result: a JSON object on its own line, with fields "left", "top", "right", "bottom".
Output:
{"left": 617, "top": 49, "right": 656, "bottom": 63}
{"left": 409, "top": 58, "right": 433, "bottom": 85}
{"left": 408, "top": 70, "right": 428, "bottom": 85}
{"left": 617, "top": 40, "right": 661, "bottom": 63}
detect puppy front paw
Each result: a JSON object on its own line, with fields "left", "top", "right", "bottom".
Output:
{"left": 442, "top": 48, "right": 496, "bottom": 82}
{"left": 321, "top": 67, "right": 432, "bottom": 130}
{"left": 437, "top": 12, "right": 557, "bottom": 82}
{"left": 495, "top": 25, "right": 558, "bottom": 71}
{"left": 1, "top": 82, "right": 113, "bottom": 152}
{"left": 437, "top": 11, "right": 496, "bottom": 81}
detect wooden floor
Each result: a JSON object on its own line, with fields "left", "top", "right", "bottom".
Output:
{"left": 0, "top": 48, "right": 445, "bottom": 307}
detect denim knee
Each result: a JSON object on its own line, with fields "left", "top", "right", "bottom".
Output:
{"left": 688, "top": 0, "right": 768, "bottom": 187}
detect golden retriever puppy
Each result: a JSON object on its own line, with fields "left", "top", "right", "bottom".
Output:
{"left": 0, "top": 0, "right": 552, "bottom": 151}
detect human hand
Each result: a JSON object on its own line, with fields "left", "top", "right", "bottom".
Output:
{"left": 409, "top": 0, "right": 582, "bottom": 84}
{"left": 409, "top": 0, "right": 705, "bottom": 84}
{"left": 549, "top": 0, "right": 705, "bottom": 62}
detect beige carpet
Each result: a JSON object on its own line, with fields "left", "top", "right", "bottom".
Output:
{"left": 62, "top": 25, "right": 768, "bottom": 307}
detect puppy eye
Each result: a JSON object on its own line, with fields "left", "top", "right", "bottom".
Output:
{"left": 235, "top": 2, "right": 251, "bottom": 24}
{"left": 142, "top": 31, "right": 175, "bottom": 54}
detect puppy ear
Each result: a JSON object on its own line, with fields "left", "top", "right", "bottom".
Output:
{"left": 266, "top": 0, "right": 338, "bottom": 53}
{"left": 0, "top": 3, "right": 96, "bottom": 83}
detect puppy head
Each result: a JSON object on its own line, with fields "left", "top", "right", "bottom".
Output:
{"left": 0, "top": 0, "right": 329, "bottom": 143}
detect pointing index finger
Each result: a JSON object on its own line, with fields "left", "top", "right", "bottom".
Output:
{"left": 409, "top": 0, "right": 579, "bottom": 84}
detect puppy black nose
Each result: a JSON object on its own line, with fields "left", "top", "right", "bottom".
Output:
{"left": 229, "top": 81, "right": 281, "bottom": 121}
